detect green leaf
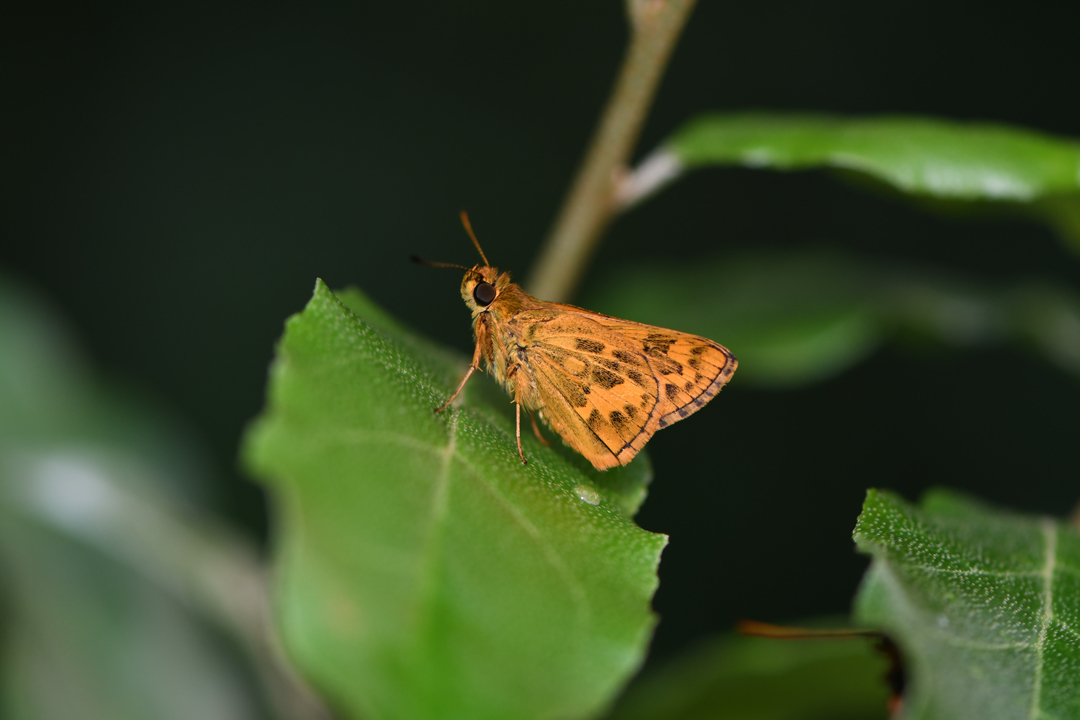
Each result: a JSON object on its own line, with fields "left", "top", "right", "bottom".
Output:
{"left": 606, "top": 625, "right": 891, "bottom": 720}
{"left": 243, "top": 281, "right": 666, "bottom": 720}
{"left": 586, "top": 251, "right": 1080, "bottom": 388}
{"left": 667, "top": 113, "right": 1080, "bottom": 200}
{"left": 1034, "top": 194, "right": 1080, "bottom": 252}
{"left": 853, "top": 489, "right": 1080, "bottom": 719}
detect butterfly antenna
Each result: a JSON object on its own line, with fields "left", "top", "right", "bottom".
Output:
{"left": 459, "top": 210, "right": 490, "bottom": 266}
{"left": 411, "top": 255, "right": 468, "bottom": 271}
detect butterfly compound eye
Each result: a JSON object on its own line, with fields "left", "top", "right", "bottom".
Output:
{"left": 473, "top": 282, "right": 497, "bottom": 306}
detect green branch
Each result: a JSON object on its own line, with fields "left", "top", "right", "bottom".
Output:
{"left": 526, "top": 0, "right": 697, "bottom": 302}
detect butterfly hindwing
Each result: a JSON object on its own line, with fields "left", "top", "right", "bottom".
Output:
{"left": 519, "top": 313, "right": 665, "bottom": 468}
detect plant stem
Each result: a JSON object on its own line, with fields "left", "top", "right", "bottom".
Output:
{"left": 525, "top": 0, "right": 697, "bottom": 302}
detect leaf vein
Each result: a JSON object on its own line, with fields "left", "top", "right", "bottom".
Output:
{"left": 899, "top": 562, "right": 1041, "bottom": 579}
{"left": 452, "top": 449, "right": 591, "bottom": 626}
{"left": 928, "top": 627, "right": 1032, "bottom": 652}
{"left": 1027, "top": 520, "right": 1057, "bottom": 720}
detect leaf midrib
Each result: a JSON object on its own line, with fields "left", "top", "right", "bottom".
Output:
{"left": 1028, "top": 520, "right": 1057, "bottom": 720}
{"left": 879, "top": 517, "right": 1069, "bottom": 719}
{"left": 320, "top": 421, "right": 592, "bottom": 631}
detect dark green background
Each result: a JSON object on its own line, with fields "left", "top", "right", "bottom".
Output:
{"left": 5, "top": 0, "right": 1079, "bottom": 668}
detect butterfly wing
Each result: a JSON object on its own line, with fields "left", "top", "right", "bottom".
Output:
{"left": 525, "top": 329, "right": 663, "bottom": 469}
{"left": 576, "top": 312, "right": 738, "bottom": 429}
{"left": 513, "top": 308, "right": 736, "bottom": 470}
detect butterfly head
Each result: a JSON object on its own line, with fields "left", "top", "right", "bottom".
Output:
{"left": 450, "top": 211, "right": 514, "bottom": 314}
{"left": 460, "top": 264, "right": 512, "bottom": 314}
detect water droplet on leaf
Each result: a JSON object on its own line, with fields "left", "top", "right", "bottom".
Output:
{"left": 574, "top": 484, "right": 601, "bottom": 505}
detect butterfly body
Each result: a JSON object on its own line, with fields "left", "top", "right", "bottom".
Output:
{"left": 451, "top": 259, "right": 737, "bottom": 470}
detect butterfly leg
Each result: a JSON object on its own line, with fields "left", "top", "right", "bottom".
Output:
{"left": 434, "top": 341, "right": 484, "bottom": 413}
{"left": 529, "top": 412, "right": 551, "bottom": 446}
{"left": 515, "top": 402, "right": 528, "bottom": 465}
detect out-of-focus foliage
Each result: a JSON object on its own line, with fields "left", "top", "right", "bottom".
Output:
{"left": 606, "top": 626, "right": 890, "bottom": 720}
{"left": 854, "top": 489, "right": 1080, "bottom": 720}
{"left": 242, "top": 282, "right": 665, "bottom": 720}
{"left": 0, "top": 277, "right": 308, "bottom": 720}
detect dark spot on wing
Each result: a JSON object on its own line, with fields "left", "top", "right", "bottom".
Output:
{"left": 626, "top": 368, "right": 648, "bottom": 388}
{"left": 592, "top": 366, "right": 623, "bottom": 389}
{"left": 565, "top": 384, "right": 589, "bottom": 407}
{"left": 612, "top": 349, "right": 644, "bottom": 366}
{"left": 587, "top": 409, "right": 603, "bottom": 429}
{"left": 643, "top": 334, "right": 676, "bottom": 354}
{"left": 688, "top": 357, "right": 702, "bottom": 370}
{"left": 598, "top": 358, "right": 621, "bottom": 371}
{"left": 623, "top": 404, "right": 638, "bottom": 420}
{"left": 609, "top": 410, "right": 627, "bottom": 431}
{"left": 658, "top": 358, "right": 683, "bottom": 375}
{"left": 664, "top": 383, "right": 679, "bottom": 399}
{"left": 574, "top": 338, "right": 606, "bottom": 354}
{"left": 690, "top": 345, "right": 708, "bottom": 355}
{"left": 677, "top": 408, "right": 689, "bottom": 418}
{"left": 684, "top": 380, "right": 695, "bottom": 392}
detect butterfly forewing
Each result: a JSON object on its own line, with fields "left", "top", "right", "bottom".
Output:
{"left": 543, "top": 308, "right": 737, "bottom": 429}
{"left": 591, "top": 320, "right": 737, "bottom": 428}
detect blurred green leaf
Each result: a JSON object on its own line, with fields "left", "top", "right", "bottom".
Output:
{"left": 1034, "top": 194, "right": 1080, "bottom": 251}
{"left": 587, "top": 251, "right": 1080, "bottom": 387}
{"left": 853, "top": 489, "right": 1080, "bottom": 719}
{"left": 0, "top": 482, "right": 260, "bottom": 720}
{"left": 0, "top": 276, "right": 278, "bottom": 720}
{"left": 242, "top": 281, "right": 666, "bottom": 720}
{"left": 606, "top": 626, "right": 890, "bottom": 720}
{"left": 657, "top": 113, "right": 1080, "bottom": 201}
